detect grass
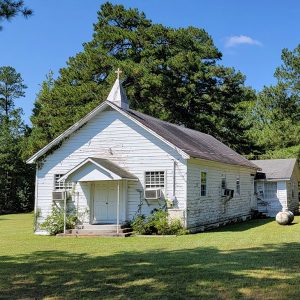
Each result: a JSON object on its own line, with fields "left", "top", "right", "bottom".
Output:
{"left": 0, "top": 214, "right": 300, "bottom": 299}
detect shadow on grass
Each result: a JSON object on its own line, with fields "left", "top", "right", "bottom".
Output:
{"left": 0, "top": 243, "right": 300, "bottom": 299}
{"left": 210, "top": 218, "right": 274, "bottom": 232}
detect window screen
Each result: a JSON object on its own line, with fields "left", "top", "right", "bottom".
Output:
{"left": 200, "top": 172, "right": 207, "bottom": 196}
{"left": 54, "top": 174, "right": 72, "bottom": 190}
{"left": 292, "top": 182, "right": 295, "bottom": 198}
{"left": 236, "top": 176, "right": 240, "bottom": 194}
{"left": 264, "top": 182, "right": 277, "bottom": 199}
{"left": 221, "top": 176, "right": 226, "bottom": 189}
{"left": 145, "top": 171, "right": 165, "bottom": 189}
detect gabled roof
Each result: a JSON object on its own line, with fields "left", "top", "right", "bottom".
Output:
{"left": 90, "top": 157, "right": 137, "bottom": 179}
{"left": 26, "top": 100, "right": 189, "bottom": 164}
{"left": 125, "top": 109, "right": 257, "bottom": 169}
{"left": 59, "top": 157, "right": 137, "bottom": 182}
{"left": 251, "top": 159, "right": 298, "bottom": 180}
{"left": 27, "top": 79, "right": 258, "bottom": 170}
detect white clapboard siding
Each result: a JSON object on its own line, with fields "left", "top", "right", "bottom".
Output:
{"left": 257, "top": 181, "right": 284, "bottom": 217}
{"left": 286, "top": 164, "right": 300, "bottom": 213}
{"left": 257, "top": 177, "right": 298, "bottom": 217}
{"left": 186, "top": 158, "right": 255, "bottom": 229}
{"left": 36, "top": 107, "right": 187, "bottom": 223}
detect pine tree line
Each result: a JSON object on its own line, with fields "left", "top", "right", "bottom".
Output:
{"left": 1, "top": 2, "right": 300, "bottom": 213}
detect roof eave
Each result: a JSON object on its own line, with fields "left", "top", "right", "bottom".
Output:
{"left": 189, "top": 155, "right": 259, "bottom": 170}
{"left": 58, "top": 157, "right": 137, "bottom": 182}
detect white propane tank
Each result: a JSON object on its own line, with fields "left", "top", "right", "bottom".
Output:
{"left": 276, "top": 211, "right": 290, "bottom": 225}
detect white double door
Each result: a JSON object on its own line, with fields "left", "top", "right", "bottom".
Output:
{"left": 93, "top": 182, "right": 118, "bottom": 223}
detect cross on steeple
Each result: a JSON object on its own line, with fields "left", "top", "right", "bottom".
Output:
{"left": 115, "top": 68, "right": 122, "bottom": 80}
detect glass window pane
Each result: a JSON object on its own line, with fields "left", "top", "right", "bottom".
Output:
{"left": 200, "top": 172, "right": 207, "bottom": 196}
{"left": 145, "top": 171, "right": 165, "bottom": 189}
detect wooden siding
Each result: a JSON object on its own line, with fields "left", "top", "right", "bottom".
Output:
{"left": 35, "top": 107, "right": 187, "bottom": 225}
{"left": 286, "top": 164, "right": 299, "bottom": 213}
{"left": 256, "top": 164, "right": 299, "bottom": 217}
{"left": 186, "top": 158, "right": 256, "bottom": 230}
{"left": 276, "top": 181, "right": 287, "bottom": 214}
{"left": 255, "top": 181, "right": 286, "bottom": 217}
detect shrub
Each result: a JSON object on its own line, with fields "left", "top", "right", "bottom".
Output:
{"left": 147, "top": 209, "right": 169, "bottom": 235}
{"left": 131, "top": 215, "right": 148, "bottom": 235}
{"left": 169, "top": 219, "right": 188, "bottom": 235}
{"left": 131, "top": 209, "right": 187, "bottom": 235}
{"left": 41, "top": 206, "right": 77, "bottom": 235}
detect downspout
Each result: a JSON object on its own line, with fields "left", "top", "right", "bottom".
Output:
{"left": 34, "top": 165, "right": 38, "bottom": 232}
{"left": 173, "top": 160, "right": 176, "bottom": 199}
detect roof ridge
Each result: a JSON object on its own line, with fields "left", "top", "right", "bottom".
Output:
{"left": 128, "top": 108, "right": 212, "bottom": 137}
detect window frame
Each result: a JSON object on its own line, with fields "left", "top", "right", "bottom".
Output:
{"left": 221, "top": 175, "right": 226, "bottom": 190}
{"left": 291, "top": 182, "right": 295, "bottom": 198}
{"left": 53, "top": 174, "right": 72, "bottom": 191}
{"left": 264, "top": 182, "right": 277, "bottom": 200}
{"left": 236, "top": 176, "right": 240, "bottom": 195}
{"left": 144, "top": 171, "right": 166, "bottom": 190}
{"left": 200, "top": 171, "right": 207, "bottom": 197}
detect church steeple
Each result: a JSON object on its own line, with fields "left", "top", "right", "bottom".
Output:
{"left": 106, "top": 68, "right": 129, "bottom": 110}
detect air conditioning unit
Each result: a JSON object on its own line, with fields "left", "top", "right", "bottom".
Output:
{"left": 52, "top": 191, "right": 67, "bottom": 201}
{"left": 222, "top": 189, "right": 234, "bottom": 198}
{"left": 144, "top": 189, "right": 161, "bottom": 200}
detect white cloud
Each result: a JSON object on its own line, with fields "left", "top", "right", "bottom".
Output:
{"left": 225, "top": 35, "right": 262, "bottom": 48}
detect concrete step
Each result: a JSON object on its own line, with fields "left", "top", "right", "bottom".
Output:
{"left": 67, "top": 228, "right": 132, "bottom": 234}
{"left": 57, "top": 231, "right": 132, "bottom": 238}
{"left": 76, "top": 224, "right": 127, "bottom": 230}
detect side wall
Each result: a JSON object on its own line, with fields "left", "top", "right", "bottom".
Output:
{"left": 186, "top": 158, "right": 256, "bottom": 231}
{"left": 35, "top": 107, "right": 187, "bottom": 227}
{"left": 286, "top": 164, "right": 300, "bottom": 213}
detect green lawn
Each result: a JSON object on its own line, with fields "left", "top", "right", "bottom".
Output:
{"left": 0, "top": 214, "right": 300, "bottom": 299}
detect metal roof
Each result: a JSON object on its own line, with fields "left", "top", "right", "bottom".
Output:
{"left": 126, "top": 109, "right": 258, "bottom": 169}
{"left": 251, "top": 159, "right": 297, "bottom": 180}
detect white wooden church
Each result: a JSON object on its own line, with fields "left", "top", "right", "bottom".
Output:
{"left": 28, "top": 72, "right": 296, "bottom": 234}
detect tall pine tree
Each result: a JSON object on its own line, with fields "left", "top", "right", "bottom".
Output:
{"left": 25, "top": 2, "right": 255, "bottom": 158}
{"left": 246, "top": 44, "right": 300, "bottom": 159}
{"left": 0, "top": 66, "right": 34, "bottom": 213}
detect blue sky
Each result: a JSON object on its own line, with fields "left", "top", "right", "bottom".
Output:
{"left": 1, "top": 0, "right": 300, "bottom": 124}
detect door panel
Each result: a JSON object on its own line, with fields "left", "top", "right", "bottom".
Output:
{"left": 107, "top": 184, "right": 117, "bottom": 220}
{"left": 94, "top": 185, "right": 108, "bottom": 222}
{"left": 93, "top": 182, "right": 117, "bottom": 223}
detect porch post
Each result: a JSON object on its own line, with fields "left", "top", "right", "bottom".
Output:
{"left": 117, "top": 180, "right": 120, "bottom": 234}
{"left": 63, "top": 182, "right": 66, "bottom": 235}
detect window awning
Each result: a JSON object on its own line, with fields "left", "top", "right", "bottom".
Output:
{"left": 58, "top": 157, "right": 138, "bottom": 182}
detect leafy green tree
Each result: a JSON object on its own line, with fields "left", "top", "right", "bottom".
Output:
{"left": 0, "top": 66, "right": 27, "bottom": 116}
{"left": 0, "top": 112, "right": 34, "bottom": 213}
{"left": 26, "top": 2, "right": 255, "bottom": 158}
{"left": 0, "top": 66, "right": 34, "bottom": 213}
{"left": 260, "top": 145, "right": 300, "bottom": 160}
{"left": 246, "top": 44, "right": 300, "bottom": 158}
{"left": 0, "top": 0, "right": 32, "bottom": 29}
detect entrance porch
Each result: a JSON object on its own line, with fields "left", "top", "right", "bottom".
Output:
{"left": 58, "top": 157, "right": 138, "bottom": 234}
